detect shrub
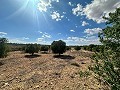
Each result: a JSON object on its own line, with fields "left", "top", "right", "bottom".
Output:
{"left": 40, "top": 45, "right": 49, "bottom": 52}
{"left": 0, "top": 38, "right": 9, "bottom": 58}
{"left": 25, "top": 44, "right": 40, "bottom": 55}
{"left": 79, "top": 71, "right": 91, "bottom": 78}
{"left": 89, "top": 8, "right": 120, "bottom": 90}
{"left": 74, "top": 46, "right": 81, "bottom": 51}
{"left": 51, "top": 40, "right": 66, "bottom": 55}
{"left": 66, "top": 46, "right": 71, "bottom": 51}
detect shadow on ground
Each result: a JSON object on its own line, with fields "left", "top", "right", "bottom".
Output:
{"left": 0, "top": 62, "right": 4, "bottom": 66}
{"left": 25, "top": 54, "right": 41, "bottom": 58}
{"left": 53, "top": 55, "right": 75, "bottom": 60}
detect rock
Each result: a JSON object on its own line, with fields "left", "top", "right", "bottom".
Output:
{"left": 4, "top": 82, "right": 9, "bottom": 86}
{"left": 66, "top": 86, "right": 69, "bottom": 88}
{"left": 35, "top": 85, "right": 40, "bottom": 88}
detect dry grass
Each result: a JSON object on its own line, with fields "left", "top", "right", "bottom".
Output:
{"left": 0, "top": 50, "right": 106, "bottom": 90}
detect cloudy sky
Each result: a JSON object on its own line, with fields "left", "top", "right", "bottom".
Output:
{"left": 0, "top": 0, "right": 120, "bottom": 45}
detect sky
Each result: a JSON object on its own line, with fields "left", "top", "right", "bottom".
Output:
{"left": 0, "top": 0, "right": 120, "bottom": 45}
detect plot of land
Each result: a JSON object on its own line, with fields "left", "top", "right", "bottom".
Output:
{"left": 0, "top": 50, "right": 105, "bottom": 90}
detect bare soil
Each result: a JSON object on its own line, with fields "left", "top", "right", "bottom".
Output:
{"left": 0, "top": 50, "right": 106, "bottom": 90}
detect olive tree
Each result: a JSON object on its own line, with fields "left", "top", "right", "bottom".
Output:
{"left": 51, "top": 40, "right": 66, "bottom": 55}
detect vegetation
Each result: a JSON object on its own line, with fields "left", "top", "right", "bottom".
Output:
{"left": 79, "top": 71, "right": 91, "bottom": 78}
{"left": 74, "top": 46, "right": 81, "bottom": 51}
{"left": 25, "top": 44, "right": 40, "bottom": 55}
{"left": 0, "top": 38, "right": 9, "bottom": 58}
{"left": 82, "top": 45, "right": 104, "bottom": 53}
{"left": 89, "top": 8, "right": 120, "bottom": 90}
{"left": 8, "top": 43, "right": 26, "bottom": 51}
{"left": 51, "top": 40, "right": 66, "bottom": 55}
{"left": 66, "top": 46, "right": 71, "bottom": 51}
{"left": 40, "top": 45, "right": 49, "bottom": 52}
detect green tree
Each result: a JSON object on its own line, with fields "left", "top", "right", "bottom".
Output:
{"left": 74, "top": 46, "right": 81, "bottom": 51}
{"left": 51, "top": 40, "right": 66, "bottom": 55}
{"left": 0, "top": 38, "right": 9, "bottom": 58}
{"left": 40, "top": 45, "right": 49, "bottom": 52}
{"left": 66, "top": 46, "right": 71, "bottom": 51}
{"left": 25, "top": 44, "right": 40, "bottom": 55}
{"left": 89, "top": 8, "right": 120, "bottom": 90}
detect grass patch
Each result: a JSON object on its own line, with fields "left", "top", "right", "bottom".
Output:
{"left": 79, "top": 71, "right": 91, "bottom": 78}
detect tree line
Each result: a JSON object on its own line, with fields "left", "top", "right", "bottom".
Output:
{"left": 0, "top": 38, "right": 105, "bottom": 57}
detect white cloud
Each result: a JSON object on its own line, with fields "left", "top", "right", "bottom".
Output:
{"left": 51, "top": 11, "right": 64, "bottom": 21}
{"left": 0, "top": 32, "right": 7, "bottom": 35}
{"left": 38, "top": 31, "right": 43, "bottom": 34}
{"left": 9, "top": 38, "right": 33, "bottom": 44}
{"left": 42, "top": 32, "right": 51, "bottom": 38}
{"left": 58, "top": 33, "right": 61, "bottom": 35}
{"left": 68, "top": 2, "right": 72, "bottom": 6}
{"left": 0, "top": 32, "right": 7, "bottom": 37}
{"left": 68, "top": 19, "right": 70, "bottom": 21}
{"left": 83, "top": 0, "right": 120, "bottom": 23}
{"left": 82, "top": 21, "right": 89, "bottom": 26}
{"left": 63, "top": 12, "right": 66, "bottom": 14}
{"left": 22, "top": 37, "right": 29, "bottom": 40}
{"left": 37, "top": 38, "right": 44, "bottom": 42}
{"left": 72, "top": 4, "right": 84, "bottom": 16}
{"left": 38, "top": 0, "right": 51, "bottom": 12}
{"left": 71, "top": 0, "right": 120, "bottom": 23}
{"left": 36, "top": 38, "right": 52, "bottom": 45}
{"left": 84, "top": 28, "right": 102, "bottom": 36}
{"left": 68, "top": 2, "right": 74, "bottom": 6}
{"left": 70, "top": 30, "right": 75, "bottom": 32}
{"left": 64, "top": 36, "right": 101, "bottom": 45}
{"left": 38, "top": 0, "right": 59, "bottom": 12}
{"left": 37, "top": 32, "right": 52, "bottom": 44}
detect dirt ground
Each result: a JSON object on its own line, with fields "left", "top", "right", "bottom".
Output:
{"left": 0, "top": 50, "right": 106, "bottom": 90}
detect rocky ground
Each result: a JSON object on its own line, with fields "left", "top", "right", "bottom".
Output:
{"left": 0, "top": 50, "right": 107, "bottom": 90}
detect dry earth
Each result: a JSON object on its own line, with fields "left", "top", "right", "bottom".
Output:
{"left": 0, "top": 50, "right": 107, "bottom": 90}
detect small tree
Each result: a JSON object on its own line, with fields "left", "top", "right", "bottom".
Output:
{"left": 74, "top": 46, "right": 81, "bottom": 51}
{"left": 40, "top": 45, "right": 49, "bottom": 52}
{"left": 51, "top": 40, "right": 66, "bottom": 55}
{"left": 0, "top": 38, "right": 9, "bottom": 58}
{"left": 66, "top": 46, "right": 71, "bottom": 51}
{"left": 25, "top": 44, "right": 40, "bottom": 55}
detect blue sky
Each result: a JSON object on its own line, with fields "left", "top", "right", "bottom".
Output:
{"left": 0, "top": 0, "right": 120, "bottom": 45}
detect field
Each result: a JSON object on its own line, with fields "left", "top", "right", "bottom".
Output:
{"left": 0, "top": 50, "right": 106, "bottom": 90}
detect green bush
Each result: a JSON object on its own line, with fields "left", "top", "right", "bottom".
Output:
{"left": 0, "top": 38, "right": 9, "bottom": 58}
{"left": 89, "top": 8, "right": 120, "bottom": 90}
{"left": 79, "top": 71, "right": 91, "bottom": 78}
{"left": 51, "top": 40, "right": 66, "bottom": 55}
{"left": 25, "top": 44, "right": 40, "bottom": 55}
{"left": 74, "top": 46, "right": 81, "bottom": 51}
{"left": 40, "top": 45, "right": 49, "bottom": 52}
{"left": 66, "top": 46, "right": 71, "bottom": 51}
